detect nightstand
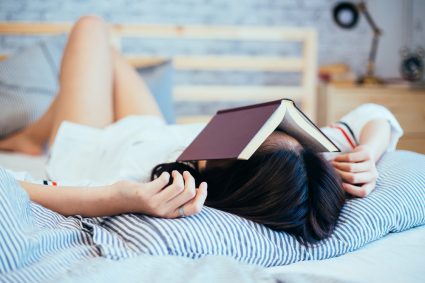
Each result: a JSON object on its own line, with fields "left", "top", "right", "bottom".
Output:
{"left": 318, "top": 84, "right": 425, "bottom": 154}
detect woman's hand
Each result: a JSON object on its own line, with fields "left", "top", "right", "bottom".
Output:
{"left": 115, "top": 170, "right": 208, "bottom": 218}
{"left": 332, "top": 145, "right": 379, "bottom": 197}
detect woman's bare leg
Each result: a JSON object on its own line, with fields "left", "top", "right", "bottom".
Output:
{"left": 0, "top": 98, "right": 57, "bottom": 155}
{"left": 0, "top": 16, "right": 114, "bottom": 154}
{"left": 111, "top": 48, "right": 164, "bottom": 121}
{"left": 0, "top": 16, "right": 166, "bottom": 155}
{"left": 49, "top": 15, "right": 114, "bottom": 144}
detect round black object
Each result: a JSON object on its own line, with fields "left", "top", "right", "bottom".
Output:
{"left": 333, "top": 2, "right": 359, "bottom": 29}
{"left": 400, "top": 54, "right": 424, "bottom": 82}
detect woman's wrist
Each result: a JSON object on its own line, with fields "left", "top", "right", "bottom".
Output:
{"left": 358, "top": 119, "right": 391, "bottom": 162}
{"left": 79, "top": 183, "right": 127, "bottom": 216}
{"left": 356, "top": 144, "right": 375, "bottom": 160}
{"left": 110, "top": 180, "right": 141, "bottom": 214}
{"left": 106, "top": 182, "right": 132, "bottom": 215}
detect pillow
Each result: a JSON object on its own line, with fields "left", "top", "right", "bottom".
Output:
{"left": 0, "top": 151, "right": 424, "bottom": 276}
{"left": 136, "top": 62, "right": 175, "bottom": 124}
{"left": 0, "top": 166, "right": 98, "bottom": 277}
{"left": 0, "top": 37, "right": 175, "bottom": 138}
{"left": 86, "top": 151, "right": 425, "bottom": 266}
{"left": 0, "top": 35, "right": 65, "bottom": 137}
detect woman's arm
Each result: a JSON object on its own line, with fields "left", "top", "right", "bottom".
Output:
{"left": 332, "top": 119, "right": 391, "bottom": 197}
{"left": 21, "top": 171, "right": 208, "bottom": 218}
{"left": 358, "top": 118, "right": 391, "bottom": 161}
{"left": 344, "top": 118, "right": 391, "bottom": 161}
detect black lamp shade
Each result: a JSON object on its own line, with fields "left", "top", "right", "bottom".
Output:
{"left": 333, "top": 2, "right": 359, "bottom": 29}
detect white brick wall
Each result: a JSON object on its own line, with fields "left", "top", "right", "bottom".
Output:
{"left": 3, "top": 0, "right": 423, "bottom": 74}
{"left": 0, "top": 0, "right": 423, "bottom": 115}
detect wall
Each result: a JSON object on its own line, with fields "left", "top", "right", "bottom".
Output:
{"left": 0, "top": 0, "right": 424, "bottom": 114}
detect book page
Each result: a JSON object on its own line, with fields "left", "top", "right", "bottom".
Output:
{"left": 278, "top": 104, "right": 339, "bottom": 152}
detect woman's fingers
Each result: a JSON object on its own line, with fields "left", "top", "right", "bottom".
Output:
{"left": 166, "top": 171, "right": 197, "bottom": 208}
{"left": 335, "top": 169, "right": 376, "bottom": 185}
{"left": 145, "top": 171, "right": 170, "bottom": 193}
{"left": 182, "top": 171, "right": 195, "bottom": 195}
{"left": 342, "top": 182, "right": 375, "bottom": 198}
{"left": 156, "top": 170, "right": 185, "bottom": 201}
{"left": 172, "top": 170, "right": 185, "bottom": 190}
{"left": 332, "top": 160, "right": 370, "bottom": 173}
{"left": 334, "top": 149, "right": 370, "bottom": 163}
{"left": 145, "top": 171, "right": 207, "bottom": 218}
{"left": 172, "top": 182, "right": 208, "bottom": 218}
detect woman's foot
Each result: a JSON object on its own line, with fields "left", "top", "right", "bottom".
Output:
{"left": 0, "top": 129, "right": 44, "bottom": 155}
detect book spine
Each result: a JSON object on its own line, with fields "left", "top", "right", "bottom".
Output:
{"left": 217, "top": 98, "right": 292, "bottom": 114}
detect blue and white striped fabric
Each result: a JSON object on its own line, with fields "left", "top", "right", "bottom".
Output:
{"left": 0, "top": 169, "right": 100, "bottom": 282}
{"left": 1, "top": 151, "right": 424, "bottom": 282}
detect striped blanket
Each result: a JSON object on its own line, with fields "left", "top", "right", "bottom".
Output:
{"left": 0, "top": 151, "right": 424, "bottom": 282}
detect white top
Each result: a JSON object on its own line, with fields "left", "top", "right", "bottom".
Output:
{"left": 46, "top": 116, "right": 205, "bottom": 186}
{"left": 42, "top": 103, "right": 402, "bottom": 186}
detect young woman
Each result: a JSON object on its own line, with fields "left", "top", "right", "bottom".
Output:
{"left": 0, "top": 16, "right": 403, "bottom": 243}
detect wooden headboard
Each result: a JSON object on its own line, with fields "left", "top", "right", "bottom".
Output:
{"left": 0, "top": 22, "right": 317, "bottom": 123}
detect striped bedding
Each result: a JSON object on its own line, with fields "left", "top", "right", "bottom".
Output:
{"left": 0, "top": 150, "right": 424, "bottom": 282}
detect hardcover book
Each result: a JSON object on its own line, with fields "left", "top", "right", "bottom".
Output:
{"left": 177, "top": 99, "right": 340, "bottom": 161}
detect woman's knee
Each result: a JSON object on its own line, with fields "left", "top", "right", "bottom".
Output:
{"left": 71, "top": 15, "right": 109, "bottom": 38}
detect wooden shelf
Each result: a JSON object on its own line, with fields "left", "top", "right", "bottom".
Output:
{"left": 318, "top": 83, "right": 425, "bottom": 154}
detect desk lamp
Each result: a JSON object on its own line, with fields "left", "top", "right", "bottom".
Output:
{"left": 333, "top": 1, "right": 382, "bottom": 84}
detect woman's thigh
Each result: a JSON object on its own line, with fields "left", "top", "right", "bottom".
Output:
{"left": 112, "top": 48, "right": 164, "bottom": 122}
{"left": 49, "top": 16, "right": 114, "bottom": 144}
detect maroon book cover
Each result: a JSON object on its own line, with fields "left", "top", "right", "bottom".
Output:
{"left": 177, "top": 100, "right": 282, "bottom": 161}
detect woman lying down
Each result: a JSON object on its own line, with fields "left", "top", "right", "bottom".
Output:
{"left": 0, "top": 16, "right": 403, "bottom": 244}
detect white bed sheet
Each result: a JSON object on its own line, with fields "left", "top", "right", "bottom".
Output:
{"left": 0, "top": 151, "right": 47, "bottom": 179}
{"left": 1, "top": 151, "right": 424, "bottom": 283}
{"left": 268, "top": 221, "right": 425, "bottom": 283}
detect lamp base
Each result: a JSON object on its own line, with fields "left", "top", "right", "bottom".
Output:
{"left": 357, "top": 74, "right": 383, "bottom": 85}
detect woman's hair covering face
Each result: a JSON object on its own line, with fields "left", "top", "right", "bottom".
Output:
{"left": 151, "top": 149, "right": 345, "bottom": 244}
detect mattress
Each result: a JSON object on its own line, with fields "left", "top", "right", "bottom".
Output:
{"left": 0, "top": 151, "right": 47, "bottom": 179}
{"left": 1, "top": 151, "right": 424, "bottom": 283}
{"left": 268, "top": 224, "right": 425, "bottom": 283}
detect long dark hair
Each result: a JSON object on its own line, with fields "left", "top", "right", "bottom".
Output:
{"left": 151, "top": 144, "right": 345, "bottom": 244}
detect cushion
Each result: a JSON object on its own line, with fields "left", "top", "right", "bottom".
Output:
{"left": 136, "top": 62, "right": 175, "bottom": 124}
{"left": 0, "top": 35, "right": 65, "bottom": 137}
{"left": 1, "top": 151, "right": 424, "bottom": 273}
{"left": 0, "top": 37, "right": 175, "bottom": 138}
{"left": 85, "top": 150, "right": 425, "bottom": 266}
{"left": 0, "top": 167, "right": 98, "bottom": 277}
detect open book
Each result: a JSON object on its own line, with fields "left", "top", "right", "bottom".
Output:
{"left": 177, "top": 99, "right": 340, "bottom": 161}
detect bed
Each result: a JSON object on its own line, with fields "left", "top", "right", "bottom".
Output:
{"left": 0, "top": 151, "right": 424, "bottom": 283}
{"left": 0, "top": 22, "right": 425, "bottom": 283}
